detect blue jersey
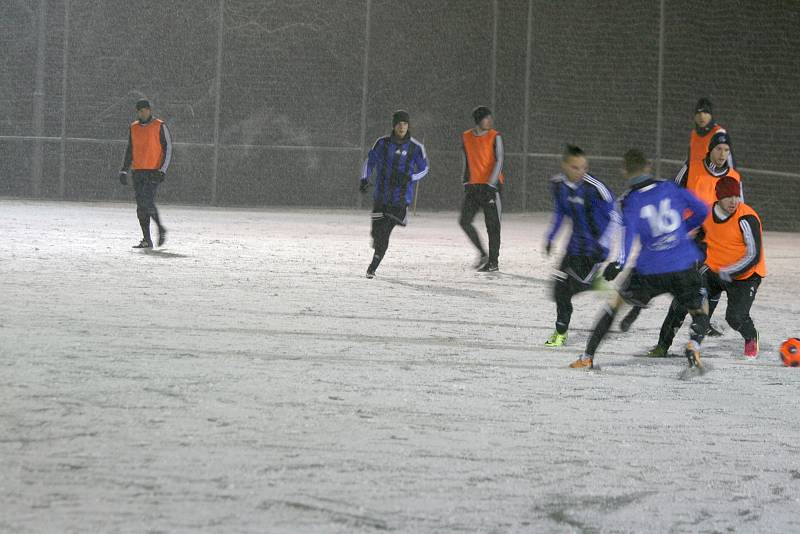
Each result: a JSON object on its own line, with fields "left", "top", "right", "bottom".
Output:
{"left": 546, "top": 173, "right": 617, "bottom": 257}
{"left": 361, "top": 135, "right": 429, "bottom": 207}
{"left": 618, "top": 178, "right": 708, "bottom": 275}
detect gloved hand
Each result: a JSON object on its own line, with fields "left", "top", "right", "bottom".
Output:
{"left": 544, "top": 241, "right": 552, "bottom": 256}
{"left": 359, "top": 179, "right": 369, "bottom": 193}
{"left": 118, "top": 171, "right": 128, "bottom": 185}
{"left": 153, "top": 170, "right": 165, "bottom": 183}
{"left": 603, "top": 261, "right": 623, "bottom": 281}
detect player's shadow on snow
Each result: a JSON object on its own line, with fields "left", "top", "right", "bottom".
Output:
{"left": 495, "top": 271, "right": 549, "bottom": 284}
{"left": 135, "top": 249, "right": 190, "bottom": 259}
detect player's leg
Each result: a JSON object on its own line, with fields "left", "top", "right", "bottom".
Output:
{"left": 724, "top": 276, "right": 762, "bottom": 357}
{"left": 367, "top": 206, "right": 389, "bottom": 277}
{"left": 547, "top": 256, "right": 577, "bottom": 345}
{"left": 571, "top": 270, "right": 656, "bottom": 368}
{"left": 480, "top": 186, "right": 501, "bottom": 271}
{"left": 547, "top": 255, "right": 601, "bottom": 346}
{"left": 570, "top": 291, "right": 632, "bottom": 369}
{"left": 618, "top": 305, "right": 643, "bottom": 333}
{"left": 674, "top": 269, "right": 709, "bottom": 369}
{"left": 705, "top": 293, "right": 723, "bottom": 336}
{"left": 133, "top": 172, "right": 152, "bottom": 247}
{"left": 651, "top": 299, "right": 688, "bottom": 357}
{"left": 458, "top": 186, "right": 487, "bottom": 266}
{"left": 143, "top": 172, "right": 166, "bottom": 246}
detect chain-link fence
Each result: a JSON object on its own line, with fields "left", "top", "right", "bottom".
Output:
{"left": 2, "top": 0, "right": 798, "bottom": 229}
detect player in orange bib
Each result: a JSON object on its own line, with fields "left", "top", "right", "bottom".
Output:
{"left": 119, "top": 99, "right": 172, "bottom": 248}
{"left": 702, "top": 176, "right": 766, "bottom": 358}
{"left": 459, "top": 106, "right": 504, "bottom": 272}
{"left": 673, "top": 98, "right": 735, "bottom": 190}
{"left": 681, "top": 130, "right": 742, "bottom": 208}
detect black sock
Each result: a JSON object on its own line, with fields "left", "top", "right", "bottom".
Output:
{"left": 586, "top": 305, "right": 618, "bottom": 357}
{"left": 368, "top": 253, "right": 382, "bottom": 272}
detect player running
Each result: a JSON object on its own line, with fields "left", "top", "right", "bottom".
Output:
{"left": 359, "top": 110, "right": 429, "bottom": 278}
{"left": 543, "top": 145, "right": 617, "bottom": 347}
{"left": 570, "top": 149, "right": 710, "bottom": 372}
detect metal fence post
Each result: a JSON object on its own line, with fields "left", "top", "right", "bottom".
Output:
{"left": 59, "top": 0, "right": 70, "bottom": 199}
{"left": 32, "top": 0, "right": 47, "bottom": 197}
{"left": 211, "top": 0, "right": 225, "bottom": 205}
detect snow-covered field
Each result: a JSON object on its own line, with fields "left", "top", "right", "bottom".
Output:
{"left": 1, "top": 199, "right": 799, "bottom": 533}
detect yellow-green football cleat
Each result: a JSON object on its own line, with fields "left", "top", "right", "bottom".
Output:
{"left": 544, "top": 331, "right": 567, "bottom": 347}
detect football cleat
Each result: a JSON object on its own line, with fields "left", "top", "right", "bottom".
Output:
{"left": 647, "top": 345, "right": 668, "bottom": 358}
{"left": 474, "top": 254, "right": 489, "bottom": 270}
{"left": 744, "top": 331, "right": 759, "bottom": 359}
{"left": 478, "top": 261, "right": 498, "bottom": 272}
{"left": 569, "top": 355, "right": 594, "bottom": 369}
{"left": 685, "top": 341, "right": 703, "bottom": 369}
{"left": 545, "top": 331, "right": 567, "bottom": 347}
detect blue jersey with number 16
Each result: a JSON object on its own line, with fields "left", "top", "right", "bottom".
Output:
{"left": 618, "top": 178, "right": 708, "bottom": 275}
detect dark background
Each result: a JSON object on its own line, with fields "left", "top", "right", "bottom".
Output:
{"left": 2, "top": 0, "right": 798, "bottom": 229}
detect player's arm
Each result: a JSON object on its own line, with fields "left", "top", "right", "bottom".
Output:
{"left": 158, "top": 122, "right": 173, "bottom": 174}
{"left": 725, "top": 132, "right": 735, "bottom": 169}
{"left": 674, "top": 160, "right": 689, "bottom": 188}
{"left": 618, "top": 201, "right": 637, "bottom": 269}
{"left": 718, "top": 215, "right": 762, "bottom": 281}
{"left": 121, "top": 129, "right": 133, "bottom": 172}
{"left": 461, "top": 143, "right": 469, "bottom": 185}
{"left": 487, "top": 134, "right": 504, "bottom": 189}
{"left": 360, "top": 138, "right": 381, "bottom": 183}
{"left": 545, "top": 181, "right": 565, "bottom": 245}
{"left": 599, "top": 202, "right": 623, "bottom": 260}
{"left": 410, "top": 141, "right": 429, "bottom": 182}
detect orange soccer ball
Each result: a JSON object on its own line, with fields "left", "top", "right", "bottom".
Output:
{"left": 780, "top": 338, "right": 800, "bottom": 367}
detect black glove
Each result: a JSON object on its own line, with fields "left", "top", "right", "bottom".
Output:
{"left": 544, "top": 241, "right": 552, "bottom": 256}
{"left": 359, "top": 180, "right": 369, "bottom": 193}
{"left": 603, "top": 262, "right": 623, "bottom": 281}
{"left": 118, "top": 171, "right": 128, "bottom": 185}
{"left": 153, "top": 170, "right": 165, "bottom": 183}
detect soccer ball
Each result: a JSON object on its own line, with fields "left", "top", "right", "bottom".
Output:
{"left": 779, "top": 338, "right": 800, "bottom": 367}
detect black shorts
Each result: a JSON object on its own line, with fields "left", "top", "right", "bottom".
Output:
{"left": 618, "top": 267, "right": 704, "bottom": 310}
{"left": 373, "top": 202, "right": 408, "bottom": 226}
{"left": 557, "top": 254, "right": 605, "bottom": 286}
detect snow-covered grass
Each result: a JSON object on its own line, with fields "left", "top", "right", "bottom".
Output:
{"left": 2, "top": 199, "right": 799, "bottom": 533}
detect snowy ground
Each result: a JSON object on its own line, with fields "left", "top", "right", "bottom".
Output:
{"left": 1, "top": 199, "right": 799, "bottom": 533}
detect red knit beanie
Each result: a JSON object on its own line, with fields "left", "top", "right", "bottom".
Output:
{"left": 715, "top": 176, "right": 741, "bottom": 200}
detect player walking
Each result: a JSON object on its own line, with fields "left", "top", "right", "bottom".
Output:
{"left": 359, "top": 110, "right": 429, "bottom": 278}
{"left": 459, "top": 106, "right": 504, "bottom": 272}
{"left": 543, "top": 145, "right": 617, "bottom": 347}
{"left": 119, "top": 99, "right": 172, "bottom": 248}
{"left": 570, "top": 150, "right": 710, "bottom": 372}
